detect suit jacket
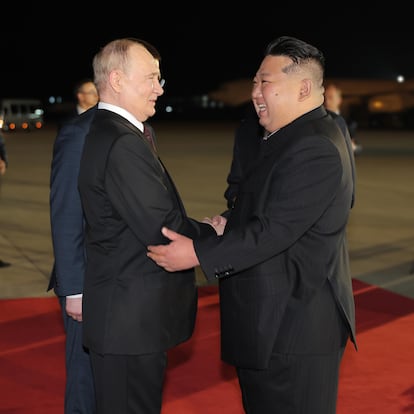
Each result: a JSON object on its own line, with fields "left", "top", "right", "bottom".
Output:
{"left": 78, "top": 109, "right": 214, "bottom": 355}
{"left": 224, "top": 111, "right": 263, "bottom": 211}
{"left": 48, "top": 106, "right": 97, "bottom": 295}
{"left": 0, "top": 131, "right": 8, "bottom": 166}
{"left": 195, "top": 106, "right": 357, "bottom": 369}
{"left": 56, "top": 105, "right": 82, "bottom": 132}
{"left": 327, "top": 109, "right": 356, "bottom": 207}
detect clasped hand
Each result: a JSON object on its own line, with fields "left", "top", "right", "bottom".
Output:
{"left": 147, "top": 215, "right": 226, "bottom": 271}
{"left": 202, "top": 214, "right": 226, "bottom": 235}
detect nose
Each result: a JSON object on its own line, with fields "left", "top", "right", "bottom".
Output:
{"left": 251, "top": 83, "right": 262, "bottom": 99}
{"left": 153, "top": 79, "right": 165, "bottom": 95}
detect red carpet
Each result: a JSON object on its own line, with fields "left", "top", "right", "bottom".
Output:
{"left": 1, "top": 280, "right": 414, "bottom": 413}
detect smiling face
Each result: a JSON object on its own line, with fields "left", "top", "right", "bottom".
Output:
{"left": 252, "top": 54, "right": 324, "bottom": 134}
{"left": 252, "top": 55, "right": 302, "bottom": 133}
{"left": 97, "top": 42, "right": 164, "bottom": 123}
{"left": 111, "top": 44, "right": 164, "bottom": 122}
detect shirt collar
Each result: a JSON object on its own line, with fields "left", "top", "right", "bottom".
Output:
{"left": 98, "top": 102, "right": 144, "bottom": 133}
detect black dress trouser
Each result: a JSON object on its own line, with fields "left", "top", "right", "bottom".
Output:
{"left": 90, "top": 350, "right": 167, "bottom": 414}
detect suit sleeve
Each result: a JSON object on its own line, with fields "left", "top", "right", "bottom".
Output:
{"left": 50, "top": 123, "right": 86, "bottom": 295}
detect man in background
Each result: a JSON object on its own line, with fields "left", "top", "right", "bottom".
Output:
{"left": 72, "top": 79, "right": 99, "bottom": 116}
{"left": 57, "top": 79, "right": 98, "bottom": 129}
{"left": 48, "top": 79, "right": 98, "bottom": 412}
{"left": 0, "top": 130, "right": 10, "bottom": 268}
{"left": 324, "top": 82, "right": 362, "bottom": 154}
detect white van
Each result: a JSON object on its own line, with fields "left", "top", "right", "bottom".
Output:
{"left": 0, "top": 98, "right": 44, "bottom": 131}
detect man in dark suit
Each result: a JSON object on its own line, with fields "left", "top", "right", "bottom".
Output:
{"left": 0, "top": 131, "right": 8, "bottom": 174}
{"left": 148, "top": 36, "right": 357, "bottom": 413}
{"left": 324, "top": 82, "right": 362, "bottom": 154}
{"left": 57, "top": 79, "right": 99, "bottom": 131}
{"left": 48, "top": 106, "right": 97, "bottom": 413}
{"left": 77, "top": 38, "right": 216, "bottom": 414}
{"left": 0, "top": 130, "right": 11, "bottom": 268}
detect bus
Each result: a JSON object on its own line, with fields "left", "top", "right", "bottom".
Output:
{"left": 0, "top": 98, "right": 44, "bottom": 131}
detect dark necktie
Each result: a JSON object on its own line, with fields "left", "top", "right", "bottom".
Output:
{"left": 143, "top": 124, "right": 156, "bottom": 152}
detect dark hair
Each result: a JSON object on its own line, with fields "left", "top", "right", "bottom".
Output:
{"left": 265, "top": 36, "right": 325, "bottom": 71}
{"left": 73, "top": 78, "right": 94, "bottom": 96}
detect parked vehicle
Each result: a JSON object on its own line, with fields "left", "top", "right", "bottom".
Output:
{"left": 0, "top": 98, "right": 44, "bottom": 131}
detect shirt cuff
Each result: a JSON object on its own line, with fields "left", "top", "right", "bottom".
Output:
{"left": 66, "top": 293, "right": 83, "bottom": 299}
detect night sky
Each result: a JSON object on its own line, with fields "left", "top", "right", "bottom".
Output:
{"left": 1, "top": 5, "right": 413, "bottom": 102}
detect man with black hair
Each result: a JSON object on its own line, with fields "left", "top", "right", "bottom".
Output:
{"left": 148, "top": 36, "right": 357, "bottom": 413}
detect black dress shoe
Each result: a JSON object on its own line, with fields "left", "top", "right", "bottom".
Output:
{"left": 0, "top": 260, "right": 11, "bottom": 268}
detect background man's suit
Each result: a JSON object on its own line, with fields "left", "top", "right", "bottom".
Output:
{"left": 224, "top": 103, "right": 263, "bottom": 211}
{"left": 48, "top": 107, "right": 97, "bottom": 413}
{"left": 0, "top": 131, "right": 11, "bottom": 268}
{"left": 0, "top": 132, "right": 8, "bottom": 167}
{"left": 195, "top": 106, "right": 357, "bottom": 411}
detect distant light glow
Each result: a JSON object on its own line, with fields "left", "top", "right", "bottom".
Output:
{"left": 48, "top": 96, "right": 63, "bottom": 104}
{"left": 371, "top": 100, "right": 384, "bottom": 109}
{"left": 396, "top": 75, "right": 405, "bottom": 83}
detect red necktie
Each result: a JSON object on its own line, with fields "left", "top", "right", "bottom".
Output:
{"left": 143, "top": 125, "right": 156, "bottom": 152}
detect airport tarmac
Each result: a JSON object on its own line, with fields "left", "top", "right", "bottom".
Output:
{"left": 1, "top": 120, "right": 414, "bottom": 300}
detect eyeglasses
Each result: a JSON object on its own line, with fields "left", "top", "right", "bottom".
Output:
{"left": 148, "top": 75, "right": 165, "bottom": 90}
{"left": 80, "top": 90, "right": 98, "bottom": 96}
{"left": 152, "top": 78, "right": 165, "bottom": 89}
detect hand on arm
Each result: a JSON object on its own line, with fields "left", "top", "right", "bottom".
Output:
{"left": 147, "top": 227, "right": 199, "bottom": 271}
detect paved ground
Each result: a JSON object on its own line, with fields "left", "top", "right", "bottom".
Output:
{"left": 1, "top": 120, "right": 414, "bottom": 299}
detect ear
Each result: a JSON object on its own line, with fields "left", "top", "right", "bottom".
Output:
{"left": 109, "top": 70, "right": 123, "bottom": 93}
{"left": 299, "top": 79, "right": 312, "bottom": 101}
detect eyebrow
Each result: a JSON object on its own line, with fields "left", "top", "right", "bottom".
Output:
{"left": 145, "top": 72, "right": 161, "bottom": 80}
